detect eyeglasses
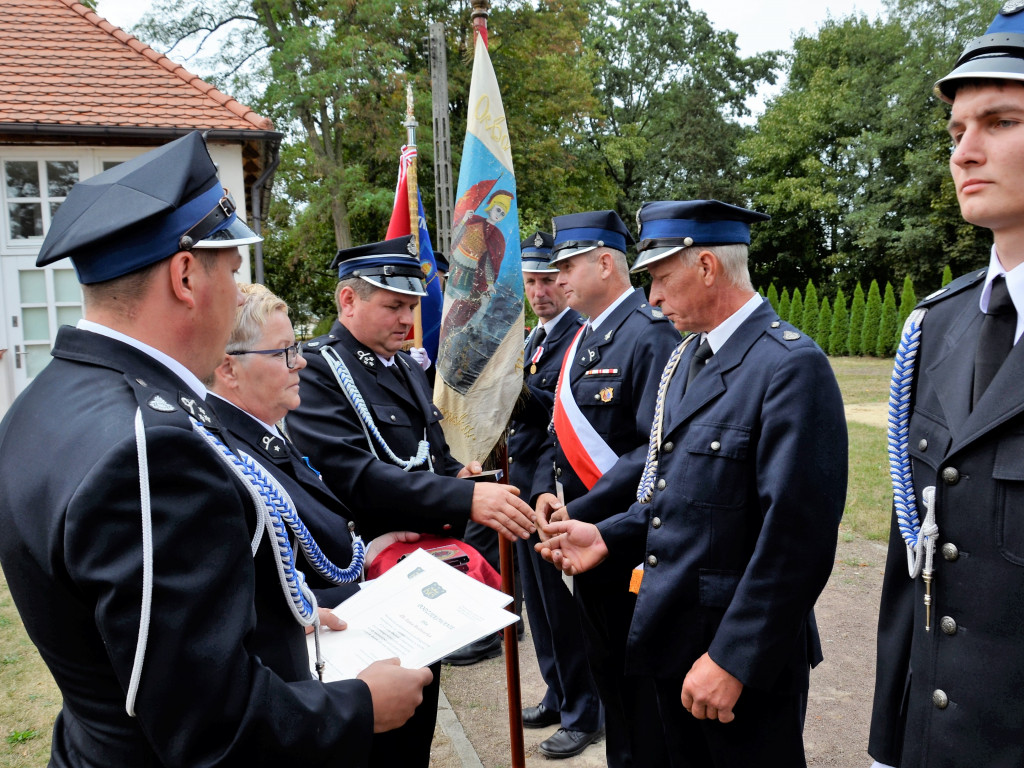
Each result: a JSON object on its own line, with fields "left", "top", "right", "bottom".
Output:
{"left": 228, "top": 343, "right": 302, "bottom": 369}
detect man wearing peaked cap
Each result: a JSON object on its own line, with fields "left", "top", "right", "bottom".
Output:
{"left": 508, "top": 231, "right": 605, "bottom": 752}
{"left": 871, "top": 5, "right": 1024, "bottom": 767}
{"left": 539, "top": 200, "right": 847, "bottom": 767}
{"left": 286, "top": 236, "right": 537, "bottom": 764}
{"left": 532, "top": 209, "right": 680, "bottom": 763}
{"left": 0, "top": 132, "right": 432, "bottom": 767}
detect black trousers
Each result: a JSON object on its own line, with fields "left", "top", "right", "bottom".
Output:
{"left": 368, "top": 660, "right": 442, "bottom": 768}
{"left": 576, "top": 574, "right": 668, "bottom": 768}
{"left": 654, "top": 676, "right": 808, "bottom": 767}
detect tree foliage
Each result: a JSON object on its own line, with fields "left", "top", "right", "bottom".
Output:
{"left": 829, "top": 287, "right": 849, "bottom": 357}
{"left": 848, "top": 282, "right": 866, "bottom": 356}
{"left": 877, "top": 280, "right": 898, "bottom": 357}
{"left": 862, "top": 280, "right": 883, "bottom": 357}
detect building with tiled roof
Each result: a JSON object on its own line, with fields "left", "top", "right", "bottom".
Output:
{"left": 0, "top": 0, "right": 282, "bottom": 412}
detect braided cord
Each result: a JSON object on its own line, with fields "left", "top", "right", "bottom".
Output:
{"left": 321, "top": 346, "right": 430, "bottom": 471}
{"left": 637, "top": 335, "right": 696, "bottom": 504}
{"left": 191, "top": 420, "right": 364, "bottom": 625}
{"left": 887, "top": 308, "right": 938, "bottom": 577}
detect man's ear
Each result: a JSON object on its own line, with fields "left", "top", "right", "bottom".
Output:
{"left": 697, "top": 250, "right": 719, "bottom": 286}
{"left": 337, "top": 285, "right": 357, "bottom": 317}
{"left": 168, "top": 251, "right": 198, "bottom": 307}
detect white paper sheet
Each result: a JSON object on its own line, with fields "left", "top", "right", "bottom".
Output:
{"left": 307, "top": 548, "right": 518, "bottom": 682}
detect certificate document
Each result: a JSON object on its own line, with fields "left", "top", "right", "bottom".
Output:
{"left": 308, "top": 548, "right": 518, "bottom": 681}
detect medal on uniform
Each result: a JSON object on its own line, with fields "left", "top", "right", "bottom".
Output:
{"left": 530, "top": 344, "right": 544, "bottom": 375}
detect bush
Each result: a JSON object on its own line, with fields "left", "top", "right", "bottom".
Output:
{"left": 862, "top": 280, "right": 883, "bottom": 358}
{"left": 817, "top": 297, "right": 832, "bottom": 350}
{"left": 803, "top": 280, "right": 819, "bottom": 342}
{"left": 848, "top": 283, "right": 866, "bottom": 356}
{"left": 829, "top": 287, "right": 849, "bottom": 356}
{"left": 877, "top": 281, "right": 898, "bottom": 357}
{"left": 789, "top": 288, "right": 804, "bottom": 331}
{"left": 941, "top": 265, "right": 953, "bottom": 287}
{"left": 778, "top": 287, "right": 791, "bottom": 324}
{"left": 766, "top": 283, "right": 779, "bottom": 314}
{"left": 896, "top": 276, "right": 917, "bottom": 348}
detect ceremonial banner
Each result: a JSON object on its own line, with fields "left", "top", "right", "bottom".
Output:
{"left": 386, "top": 145, "right": 443, "bottom": 361}
{"left": 434, "top": 33, "right": 524, "bottom": 463}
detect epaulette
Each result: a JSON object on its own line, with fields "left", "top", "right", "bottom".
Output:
{"left": 916, "top": 268, "right": 986, "bottom": 310}
{"left": 635, "top": 300, "right": 669, "bottom": 322}
{"left": 301, "top": 332, "right": 337, "bottom": 351}
{"left": 764, "top": 318, "right": 814, "bottom": 348}
{"left": 125, "top": 374, "right": 215, "bottom": 430}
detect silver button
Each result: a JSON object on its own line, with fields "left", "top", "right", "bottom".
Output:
{"left": 431, "top": 454, "right": 437, "bottom": 463}
{"left": 940, "top": 616, "right": 957, "bottom": 636}
{"left": 942, "top": 543, "right": 959, "bottom": 562}
{"left": 390, "top": 414, "right": 396, "bottom": 421}
{"left": 932, "top": 690, "right": 949, "bottom": 709}
{"left": 509, "top": 457, "right": 514, "bottom": 464}
{"left": 657, "top": 479, "right": 667, "bottom": 490}
{"left": 918, "top": 438, "right": 928, "bottom": 451}
{"left": 594, "top": 394, "right": 601, "bottom": 401}
{"left": 942, "top": 467, "right": 960, "bottom": 485}
{"left": 542, "top": 377, "right": 548, "bottom": 384}
{"left": 710, "top": 441, "right": 721, "bottom": 452}
{"left": 662, "top": 441, "right": 674, "bottom": 453}
{"left": 509, "top": 428, "right": 515, "bottom": 436}
{"left": 555, "top": 467, "right": 562, "bottom": 478}
{"left": 652, "top": 517, "right": 662, "bottom": 529}
{"left": 771, "top": 321, "right": 780, "bottom": 328}
{"left": 647, "top": 554, "right": 658, "bottom": 567}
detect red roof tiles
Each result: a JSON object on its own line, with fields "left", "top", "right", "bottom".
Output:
{"left": 0, "top": 0, "right": 273, "bottom": 133}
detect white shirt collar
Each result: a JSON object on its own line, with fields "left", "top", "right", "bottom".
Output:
{"left": 982, "top": 245, "right": 1024, "bottom": 344}
{"left": 207, "top": 391, "right": 283, "bottom": 438}
{"left": 705, "top": 293, "right": 764, "bottom": 354}
{"left": 376, "top": 353, "right": 396, "bottom": 368}
{"left": 77, "top": 318, "right": 207, "bottom": 399}
{"left": 589, "top": 287, "right": 635, "bottom": 332}
{"left": 536, "top": 306, "right": 573, "bottom": 336}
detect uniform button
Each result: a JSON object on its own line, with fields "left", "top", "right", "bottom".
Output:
{"left": 542, "top": 377, "right": 548, "bottom": 384}
{"left": 555, "top": 467, "right": 562, "bottom": 478}
{"left": 940, "top": 616, "right": 957, "bottom": 636}
{"left": 509, "top": 456, "right": 514, "bottom": 464}
{"left": 710, "top": 441, "right": 721, "bottom": 451}
{"left": 942, "top": 542, "right": 959, "bottom": 561}
{"left": 431, "top": 455, "right": 437, "bottom": 463}
{"left": 652, "top": 517, "right": 662, "bottom": 529}
{"left": 390, "top": 414, "right": 396, "bottom": 422}
{"left": 771, "top": 321, "right": 780, "bottom": 329}
{"left": 594, "top": 394, "right": 601, "bottom": 401}
{"left": 932, "top": 690, "right": 949, "bottom": 709}
{"left": 647, "top": 554, "right": 658, "bottom": 567}
{"left": 657, "top": 479, "right": 667, "bottom": 490}
{"left": 918, "top": 438, "right": 928, "bottom": 451}
{"left": 509, "top": 428, "right": 515, "bottom": 436}
{"left": 662, "top": 441, "right": 674, "bottom": 453}
{"left": 942, "top": 467, "right": 960, "bottom": 485}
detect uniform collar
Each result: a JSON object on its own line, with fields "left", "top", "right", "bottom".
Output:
{"left": 705, "top": 293, "right": 764, "bottom": 354}
{"left": 588, "top": 287, "right": 635, "bottom": 332}
{"left": 77, "top": 318, "right": 207, "bottom": 399}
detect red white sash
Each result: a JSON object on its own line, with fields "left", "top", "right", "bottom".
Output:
{"left": 552, "top": 326, "right": 619, "bottom": 489}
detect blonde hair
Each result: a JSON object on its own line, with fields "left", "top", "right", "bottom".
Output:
{"left": 226, "top": 283, "right": 290, "bottom": 353}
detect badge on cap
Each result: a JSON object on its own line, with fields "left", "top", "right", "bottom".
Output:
{"left": 534, "top": 233, "right": 543, "bottom": 248}
{"left": 1002, "top": 0, "right": 1024, "bottom": 15}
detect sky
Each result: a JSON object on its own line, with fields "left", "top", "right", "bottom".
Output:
{"left": 93, "top": 0, "right": 890, "bottom": 114}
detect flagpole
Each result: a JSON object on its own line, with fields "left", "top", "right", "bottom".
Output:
{"left": 405, "top": 84, "right": 424, "bottom": 347}
{"left": 469, "top": 3, "right": 525, "bottom": 765}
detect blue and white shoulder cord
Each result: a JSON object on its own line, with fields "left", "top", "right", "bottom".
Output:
{"left": 124, "top": 410, "right": 365, "bottom": 716}
{"left": 320, "top": 346, "right": 432, "bottom": 471}
{"left": 887, "top": 308, "right": 938, "bottom": 630}
{"left": 636, "top": 334, "right": 696, "bottom": 504}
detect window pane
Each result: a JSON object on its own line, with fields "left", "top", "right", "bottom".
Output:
{"left": 103, "top": 160, "right": 123, "bottom": 171}
{"left": 9, "top": 202, "right": 43, "bottom": 239}
{"left": 46, "top": 161, "right": 79, "bottom": 197}
{"left": 5, "top": 161, "right": 39, "bottom": 198}
{"left": 56, "top": 305, "right": 82, "bottom": 327}
{"left": 18, "top": 270, "right": 46, "bottom": 303}
{"left": 22, "top": 307, "right": 49, "bottom": 340}
{"left": 53, "top": 269, "right": 81, "bottom": 303}
{"left": 25, "top": 344, "right": 51, "bottom": 379}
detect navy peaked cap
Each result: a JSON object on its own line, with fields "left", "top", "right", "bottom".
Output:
{"left": 549, "top": 210, "right": 633, "bottom": 265}
{"left": 632, "top": 199, "right": 769, "bottom": 273}
{"left": 331, "top": 235, "right": 427, "bottom": 297}
{"left": 935, "top": 2, "right": 1024, "bottom": 102}
{"left": 521, "top": 230, "right": 556, "bottom": 272}
{"left": 36, "top": 131, "right": 260, "bottom": 284}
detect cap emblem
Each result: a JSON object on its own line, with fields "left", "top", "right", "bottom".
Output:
{"left": 534, "top": 233, "right": 543, "bottom": 248}
{"left": 407, "top": 239, "right": 417, "bottom": 255}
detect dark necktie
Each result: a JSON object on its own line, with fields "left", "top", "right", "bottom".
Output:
{"left": 973, "top": 275, "right": 1017, "bottom": 408}
{"left": 526, "top": 325, "right": 547, "bottom": 358}
{"left": 581, "top": 323, "right": 593, "bottom": 342}
{"left": 685, "top": 339, "right": 713, "bottom": 391}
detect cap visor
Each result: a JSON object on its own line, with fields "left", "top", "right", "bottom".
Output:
{"left": 548, "top": 245, "right": 598, "bottom": 265}
{"left": 935, "top": 55, "right": 1024, "bottom": 102}
{"left": 194, "top": 217, "right": 262, "bottom": 248}
{"left": 630, "top": 245, "right": 685, "bottom": 273}
{"left": 522, "top": 258, "right": 558, "bottom": 273}
{"left": 362, "top": 275, "right": 427, "bottom": 297}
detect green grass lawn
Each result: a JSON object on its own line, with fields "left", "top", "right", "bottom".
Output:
{"left": 0, "top": 355, "right": 895, "bottom": 765}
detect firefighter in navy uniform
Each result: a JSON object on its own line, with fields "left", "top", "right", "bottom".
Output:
{"left": 286, "top": 236, "right": 537, "bottom": 765}
{"left": 532, "top": 210, "right": 680, "bottom": 764}
{"left": 0, "top": 133, "right": 431, "bottom": 768}
{"left": 540, "top": 200, "right": 847, "bottom": 768}
{"left": 510, "top": 231, "right": 605, "bottom": 754}
{"left": 871, "top": 6, "right": 1024, "bottom": 766}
